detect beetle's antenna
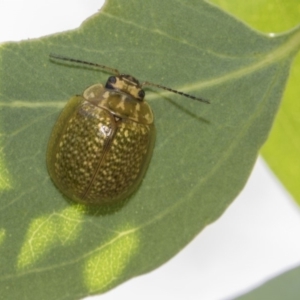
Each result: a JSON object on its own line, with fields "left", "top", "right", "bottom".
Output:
{"left": 49, "top": 53, "right": 120, "bottom": 75}
{"left": 142, "top": 81, "right": 210, "bottom": 104}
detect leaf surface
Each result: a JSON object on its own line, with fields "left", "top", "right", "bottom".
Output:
{"left": 0, "top": 0, "right": 300, "bottom": 299}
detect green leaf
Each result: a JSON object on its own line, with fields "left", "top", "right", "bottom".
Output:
{"left": 210, "top": 0, "right": 300, "bottom": 204}
{"left": 210, "top": 0, "right": 300, "bottom": 33}
{"left": 0, "top": 0, "right": 299, "bottom": 299}
{"left": 235, "top": 265, "right": 300, "bottom": 300}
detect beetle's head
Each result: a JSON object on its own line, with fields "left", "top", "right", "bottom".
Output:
{"left": 105, "top": 74, "right": 145, "bottom": 101}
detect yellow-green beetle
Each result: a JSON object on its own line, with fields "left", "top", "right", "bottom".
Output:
{"left": 47, "top": 54, "right": 209, "bottom": 205}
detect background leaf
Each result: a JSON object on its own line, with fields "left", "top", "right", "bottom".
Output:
{"left": 0, "top": 0, "right": 300, "bottom": 299}
{"left": 235, "top": 265, "right": 300, "bottom": 300}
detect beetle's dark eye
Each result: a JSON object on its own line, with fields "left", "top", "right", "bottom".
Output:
{"left": 108, "top": 76, "right": 116, "bottom": 83}
{"left": 105, "top": 76, "right": 116, "bottom": 89}
{"left": 138, "top": 90, "right": 145, "bottom": 99}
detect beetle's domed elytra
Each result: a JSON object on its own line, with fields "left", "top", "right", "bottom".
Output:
{"left": 47, "top": 83, "right": 155, "bottom": 205}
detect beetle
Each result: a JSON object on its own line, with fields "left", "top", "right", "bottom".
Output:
{"left": 47, "top": 54, "right": 209, "bottom": 205}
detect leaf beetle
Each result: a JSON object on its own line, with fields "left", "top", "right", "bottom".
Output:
{"left": 47, "top": 54, "right": 209, "bottom": 205}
